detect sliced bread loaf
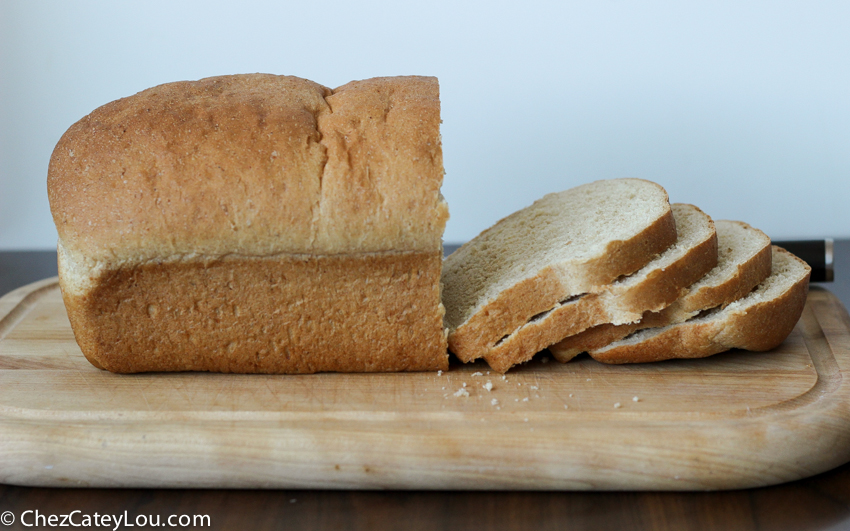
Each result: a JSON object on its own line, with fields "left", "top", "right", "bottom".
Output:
{"left": 479, "top": 203, "right": 718, "bottom": 372}
{"left": 550, "top": 219, "right": 772, "bottom": 362}
{"left": 587, "top": 246, "right": 810, "bottom": 364}
{"left": 442, "top": 178, "right": 678, "bottom": 365}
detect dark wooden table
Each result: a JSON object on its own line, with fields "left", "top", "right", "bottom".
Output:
{"left": 2, "top": 244, "right": 850, "bottom": 531}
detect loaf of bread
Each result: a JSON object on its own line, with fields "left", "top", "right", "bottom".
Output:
{"left": 48, "top": 74, "right": 450, "bottom": 373}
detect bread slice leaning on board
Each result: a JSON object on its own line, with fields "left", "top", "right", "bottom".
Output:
{"left": 477, "top": 203, "right": 719, "bottom": 373}
{"left": 49, "top": 74, "right": 450, "bottom": 374}
{"left": 441, "top": 179, "right": 679, "bottom": 372}
{"left": 585, "top": 246, "right": 811, "bottom": 364}
{"left": 550, "top": 219, "right": 773, "bottom": 362}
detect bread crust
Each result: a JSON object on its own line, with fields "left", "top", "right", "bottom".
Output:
{"left": 316, "top": 77, "right": 449, "bottom": 253}
{"left": 550, "top": 220, "right": 773, "bottom": 362}
{"left": 590, "top": 247, "right": 810, "bottom": 364}
{"left": 480, "top": 204, "right": 718, "bottom": 372}
{"left": 48, "top": 75, "right": 448, "bottom": 265}
{"left": 447, "top": 199, "right": 678, "bottom": 363}
{"left": 61, "top": 251, "right": 448, "bottom": 373}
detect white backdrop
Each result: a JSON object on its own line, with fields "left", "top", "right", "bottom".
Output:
{"left": 1, "top": 0, "right": 848, "bottom": 249}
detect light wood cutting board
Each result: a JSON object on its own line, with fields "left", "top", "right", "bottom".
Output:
{"left": 2, "top": 278, "right": 850, "bottom": 490}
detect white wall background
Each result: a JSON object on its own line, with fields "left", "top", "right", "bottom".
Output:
{"left": 1, "top": 0, "right": 848, "bottom": 249}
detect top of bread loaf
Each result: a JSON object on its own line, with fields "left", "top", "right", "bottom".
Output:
{"left": 442, "top": 178, "right": 676, "bottom": 337}
{"left": 48, "top": 74, "right": 448, "bottom": 266}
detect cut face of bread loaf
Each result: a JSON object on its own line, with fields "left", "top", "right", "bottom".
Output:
{"left": 441, "top": 179, "right": 678, "bottom": 369}
{"left": 550, "top": 219, "right": 772, "bottom": 362}
{"left": 588, "top": 246, "right": 810, "bottom": 364}
{"left": 483, "top": 203, "right": 717, "bottom": 372}
{"left": 49, "top": 74, "right": 450, "bottom": 373}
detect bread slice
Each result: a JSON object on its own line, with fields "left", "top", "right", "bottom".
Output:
{"left": 441, "top": 179, "right": 678, "bottom": 367}
{"left": 49, "top": 75, "right": 450, "bottom": 373}
{"left": 474, "top": 203, "right": 718, "bottom": 373}
{"left": 550, "top": 219, "right": 772, "bottom": 362}
{"left": 588, "top": 246, "right": 810, "bottom": 364}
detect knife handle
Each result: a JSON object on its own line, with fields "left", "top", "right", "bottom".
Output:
{"left": 773, "top": 239, "right": 834, "bottom": 282}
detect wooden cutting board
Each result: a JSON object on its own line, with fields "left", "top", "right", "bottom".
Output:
{"left": 2, "top": 278, "right": 850, "bottom": 490}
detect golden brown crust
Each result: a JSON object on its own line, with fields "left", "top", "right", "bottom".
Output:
{"left": 317, "top": 77, "right": 449, "bottom": 253}
{"left": 48, "top": 75, "right": 330, "bottom": 262}
{"left": 61, "top": 252, "right": 448, "bottom": 373}
{"left": 447, "top": 207, "right": 678, "bottom": 363}
{"left": 48, "top": 74, "right": 447, "bottom": 264}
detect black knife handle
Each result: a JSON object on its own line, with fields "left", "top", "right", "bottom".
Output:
{"left": 772, "top": 239, "right": 834, "bottom": 282}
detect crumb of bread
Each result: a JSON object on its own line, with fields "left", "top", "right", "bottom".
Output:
{"left": 614, "top": 402, "right": 622, "bottom": 409}
{"left": 471, "top": 371, "right": 483, "bottom": 377}
{"left": 462, "top": 382, "right": 467, "bottom": 388}
{"left": 522, "top": 397, "right": 529, "bottom": 402}
{"left": 483, "top": 381, "right": 493, "bottom": 391}
{"left": 437, "top": 370, "right": 442, "bottom": 376}
{"left": 530, "top": 385, "right": 538, "bottom": 390}
{"left": 632, "top": 396, "right": 640, "bottom": 402}
{"left": 453, "top": 388, "right": 470, "bottom": 398}
{"left": 491, "top": 398, "right": 499, "bottom": 406}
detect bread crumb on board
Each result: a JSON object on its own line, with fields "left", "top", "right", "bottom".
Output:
{"left": 614, "top": 402, "right": 622, "bottom": 409}
{"left": 471, "top": 371, "right": 483, "bottom": 377}
{"left": 483, "top": 381, "right": 493, "bottom": 391}
{"left": 453, "top": 388, "right": 470, "bottom": 398}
